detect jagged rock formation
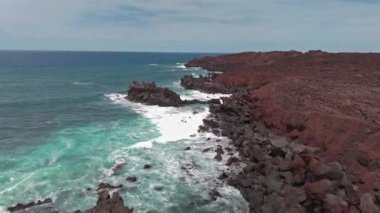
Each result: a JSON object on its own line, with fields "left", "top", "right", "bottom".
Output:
{"left": 75, "top": 183, "right": 133, "bottom": 213}
{"left": 180, "top": 74, "right": 234, "bottom": 94}
{"left": 126, "top": 81, "right": 220, "bottom": 106}
{"left": 84, "top": 191, "right": 133, "bottom": 213}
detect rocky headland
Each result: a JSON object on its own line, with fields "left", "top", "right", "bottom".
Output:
{"left": 186, "top": 51, "right": 380, "bottom": 212}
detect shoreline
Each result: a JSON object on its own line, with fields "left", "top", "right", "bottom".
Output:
{"left": 5, "top": 51, "right": 380, "bottom": 212}
{"left": 184, "top": 51, "right": 380, "bottom": 212}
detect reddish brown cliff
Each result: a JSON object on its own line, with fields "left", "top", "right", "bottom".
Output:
{"left": 187, "top": 51, "right": 380, "bottom": 193}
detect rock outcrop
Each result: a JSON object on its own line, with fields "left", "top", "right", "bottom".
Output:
{"left": 127, "top": 81, "right": 184, "bottom": 107}
{"left": 127, "top": 81, "right": 220, "bottom": 106}
{"left": 84, "top": 191, "right": 133, "bottom": 213}
{"left": 180, "top": 74, "right": 234, "bottom": 94}
{"left": 76, "top": 183, "right": 133, "bottom": 213}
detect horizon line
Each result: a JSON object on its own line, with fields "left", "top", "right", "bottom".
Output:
{"left": 0, "top": 49, "right": 379, "bottom": 54}
{"left": 0, "top": 49, "right": 228, "bottom": 54}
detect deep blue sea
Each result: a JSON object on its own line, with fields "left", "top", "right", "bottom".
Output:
{"left": 0, "top": 51, "right": 247, "bottom": 213}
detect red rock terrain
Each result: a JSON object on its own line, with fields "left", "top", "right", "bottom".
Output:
{"left": 187, "top": 51, "right": 380, "bottom": 193}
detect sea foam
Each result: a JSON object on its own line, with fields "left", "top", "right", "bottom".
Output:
{"left": 174, "top": 63, "right": 186, "bottom": 69}
{"left": 106, "top": 90, "right": 230, "bottom": 149}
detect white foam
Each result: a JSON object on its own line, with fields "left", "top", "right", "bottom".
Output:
{"left": 148, "top": 63, "right": 158, "bottom": 66}
{"left": 175, "top": 63, "right": 186, "bottom": 69}
{"left": 180, "top": 90, "right": 231, "bottom": 102}
{"left": 106, "top": 93, "right": 207, "bottom": 148}
{"left": 0, "top": 206, "right": 8, "bottom": 213}
{"left": 106, "top": 86, "right": 231, "bottom": 148}
{"left": 106, "top": 88, "right": 231, "bottom": 149}
{"left": 73, "top": 81, "right": 91, "bottom": 86}
{"left": 105, "top": 157, "right": 127, "bottom": 176}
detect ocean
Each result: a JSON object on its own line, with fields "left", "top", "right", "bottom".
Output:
{"left": 0, "top": 51, "right": 248, "bottom": 213}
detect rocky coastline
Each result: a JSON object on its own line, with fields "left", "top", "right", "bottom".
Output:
{"left": 7, "top": 51, "right": 380, "bottom": 212}
{"left": 185, "top": 51, "right": 380, "bottom": 212}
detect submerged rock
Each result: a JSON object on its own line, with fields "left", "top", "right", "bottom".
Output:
{"left": 126, "top": 176, "right": 138, "bottom": 183}
{"left": 97, "top": 183, "right": 123, "bottom": 191}
{"left": 143, "top": 164, "right": 152, "bottom": 169}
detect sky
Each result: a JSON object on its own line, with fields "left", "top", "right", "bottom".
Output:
{"left": 0, "top": 0, "right": 379, "bottom": 52}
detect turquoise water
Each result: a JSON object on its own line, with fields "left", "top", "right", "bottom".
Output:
{"left": 0, "top": 51, "right": 247, "bottom": 213}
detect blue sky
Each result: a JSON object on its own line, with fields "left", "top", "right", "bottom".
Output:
{"left": 0, "top": 0, "right": 379, "bottom": 52}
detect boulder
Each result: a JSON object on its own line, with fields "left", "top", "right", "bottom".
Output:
{"left": 360, "top": 193, "right": 380, "bottom": 213}
{"left": 324, "top": 193, "right": 348, "bottom": 212}
{"left": 283, "top": 186, "right": 307, "bottom": 205}
{"left": 305, "top": 179, "right": 332, "bottom": 201}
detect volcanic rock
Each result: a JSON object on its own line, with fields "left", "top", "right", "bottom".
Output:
{"left": 126, "top": 176, "right": 137, "bottom": 183}
{"left": 360, "top": 193, "right": 380, "bottom": 213}
{"left": 127, "top": 81, "right": 219, "bottom": 107}
{"left": 85, "top": 191, "right": 133, "bottom": 213}
{"left": 305, "top": 179, "right": 332, "bottom": 201}
{"left": 7, "top": 198, "right": 52, "bottom": 212}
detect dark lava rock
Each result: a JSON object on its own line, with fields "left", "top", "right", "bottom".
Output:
{"left": 214, "top": 153, "right": 222, "bottom": 161}
{"left": 143, "top": 164, "right": 152, "bottom": 169}
{"left": 226, "top": 157, "right": 240, "bottom": 166}
{"left": 360, "top": 193, "right": 380, "bottom": 213}
{"left": 324, "top": 193, "right": 348, "bottom": 212}
{"left": 209, "top": 189, "right": 222, "bottom": 201}
{"left": 127, "top": 81, "right": 217, "bottom": 107}
{"left": 126, "top": 176, "right": 137, "bottom": 183}
{"left": 283, "top": 186, "right": 307, "bottom": 205}
{"left": 7, "top": 198, "right": 52, "bottom": 212}
{"left": 357, "top": 155, "right": 371, "bottom": 168}
{"left": 202, "top": 147, "right": 212, "bottom": 153}
{"left": 215, "top": 145, "right": 224, "bottom": 155}
{"left": 85, "top": 191, "right": 133, "bottom": 213}
{"left": 270, "top": 147, "right": 286, "bottom": 158}
{"left": 97, "top": 183, "right": 123, "bottom": 191}
{"left": 154, "top": 186, "right": 164, "bottom": 191}
{"left": 127, "top": 81, "right": 183, "bottom": 107}
{"left": 305, "top": 179, "right": 332, "bottom": 201}
{"left": 218, "top": 172, "right": 229, "bottom": 180}
{"left": 180, "top": 75, "right": 233, "bottom": 94}
{"left": 111, "top": 162, "right": 126, "bottom": 176}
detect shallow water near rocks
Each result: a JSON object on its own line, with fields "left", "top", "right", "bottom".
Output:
{"left": 0, "top": 51, "right": 248, "bottom": 213}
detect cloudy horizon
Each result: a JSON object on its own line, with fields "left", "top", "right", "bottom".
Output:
{"left": 0, "top": 0, "right": 379, "bottom": 53}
